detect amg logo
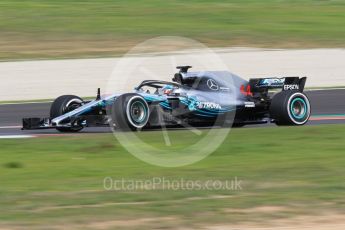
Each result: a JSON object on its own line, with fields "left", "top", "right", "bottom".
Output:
{"left": 284, "top": 84, "right": 299, "bottom": 90}
{"left": 197, "top": 102, "right": 222, "bottom": 110}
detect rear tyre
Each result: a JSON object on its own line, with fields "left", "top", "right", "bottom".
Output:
{"left": 110, "top": 93, "right": 150, "bottom": 131}
{"left": 270, "top": 91, "right": 311, "bottom": 126}
{"left": 50, "top": 95, "right": 84, "bottom": 132}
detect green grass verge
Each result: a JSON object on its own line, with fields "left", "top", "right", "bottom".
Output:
{"left": 0, "top": 125, "right": 344, "bottom": 229}
{"left": 1, "top": 0, "right": 345, "bottom": 60}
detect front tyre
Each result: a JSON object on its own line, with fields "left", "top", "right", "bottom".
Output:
{"left": 110, "top": 94, "right": 150, "bottom": 131}
{"left": 50, "top": 95, "right": 84, "bottom": 132}
{"left": 270, "top": 91, "right": 311, "bottom": 126}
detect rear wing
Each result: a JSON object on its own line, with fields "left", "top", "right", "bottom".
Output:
{"left": 249, "top": 77, "right": 307, "bottom": 92}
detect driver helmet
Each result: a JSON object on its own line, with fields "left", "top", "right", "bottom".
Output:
{"left": 161, "top": 84, "right": 174, "bottom": 95}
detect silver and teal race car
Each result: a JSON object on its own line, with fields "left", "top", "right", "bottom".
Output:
{"left": 22, "top": 66, "right": 311, "bottom": 132}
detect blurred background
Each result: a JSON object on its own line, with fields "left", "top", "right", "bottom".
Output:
{"left": 0, "top": 1, "right": 344, "bottom": 229}
{"left": 1, "top": 0, "right": 344, "bottom": 60}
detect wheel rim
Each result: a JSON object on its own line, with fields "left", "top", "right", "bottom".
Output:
{"left": 64, "top": 102, "right": 81, "bottom": 113}
{"left": 290, "top": 98, "right": 307, "bottom": 119}
{"left": 129, "top": 99, "right": 148, "bottom": 127}
{"left": 64, "top": 98, "right": 83, "bottom": 113}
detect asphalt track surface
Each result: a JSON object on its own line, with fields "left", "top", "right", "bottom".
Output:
{"left": 0, "top": 89, "right": 344, "bottom": 136}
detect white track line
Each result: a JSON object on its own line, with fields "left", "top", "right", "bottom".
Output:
{"left": 305, "top": 87, "right": 345, "bottom": 91}
{"left": 0, "top": 135, "right": 35, "bottom": 139}
{"left": 0, "top": 101, "right": 52, "bottom": 106}
{"left": 0, "top": 126, "right": 22, "bottom": 129}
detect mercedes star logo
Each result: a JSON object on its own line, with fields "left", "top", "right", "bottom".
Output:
{"left": 207, "top": 79, "right": 219, "bottom": 91}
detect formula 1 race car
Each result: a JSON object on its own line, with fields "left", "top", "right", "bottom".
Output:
{"left": 22, "top": 66, "right": 311, "bottom": 132}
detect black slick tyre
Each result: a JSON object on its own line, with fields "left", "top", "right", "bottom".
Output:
{"left": 50, "top": 95, "right": 84, "bottom": 132}
{"left": 110, "top": 93, "right": 150, "bottom": 131}
{"left": 270, "top": 91, "right": 311, "bottom": 126}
